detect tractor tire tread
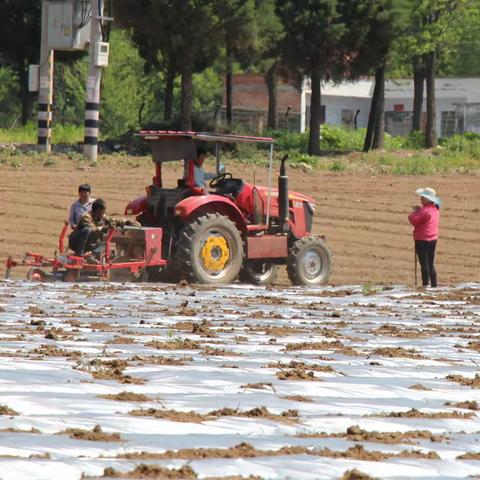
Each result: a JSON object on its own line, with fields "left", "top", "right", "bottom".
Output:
{"left": 173, "top": 213, "right": 243, "bottom": 284}
{"left": 287, "top": 236, "right": 332, "bottom": 286}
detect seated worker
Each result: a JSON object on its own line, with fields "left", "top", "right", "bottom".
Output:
{"left": 68, "top": 184, "right": 95, "bottom": 228}
{"left": 68, "top": 198, "right": 140, "bottom": 257}
{"left": 184, "top": 147, "right": 216, "bottom": 192}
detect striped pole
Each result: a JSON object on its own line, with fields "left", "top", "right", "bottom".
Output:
{"left": 37, "top": 1, "right": 54, "bottom": 152}
{"left": 83, "top": 0, "right": 103, "bottom": 162}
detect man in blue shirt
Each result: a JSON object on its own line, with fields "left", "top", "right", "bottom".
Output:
{"left": 185, "top": 147, "right": 215, "bottom": 191}
{"left": 68, "top": 184, "right": 95, "bottom": 228}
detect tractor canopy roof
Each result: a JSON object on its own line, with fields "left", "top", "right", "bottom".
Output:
{"left": 138, "top": 130, "right": 274, "bottom": 163}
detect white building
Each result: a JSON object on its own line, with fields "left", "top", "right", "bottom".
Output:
{"left": 301, "top": 77, "right": 480, "bottom": 137}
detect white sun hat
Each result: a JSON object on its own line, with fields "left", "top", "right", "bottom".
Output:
{"left": 415, "top": 187, "right": 441, "bottom": 206}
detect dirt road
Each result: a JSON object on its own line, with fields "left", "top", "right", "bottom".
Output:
{"left": 0, "top": 158, "right": 478, "bottom": 284}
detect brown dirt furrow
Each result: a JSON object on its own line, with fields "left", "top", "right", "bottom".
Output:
{"left": 1, "top": 164, "right": 479, "bottom": 285}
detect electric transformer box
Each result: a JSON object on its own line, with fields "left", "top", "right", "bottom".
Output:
{"left": 46, "top": 0, "right": 91, "bottom": 51}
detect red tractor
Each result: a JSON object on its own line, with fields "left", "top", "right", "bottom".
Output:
{"left": 125, "top": 131, "right": 332, "bottom": 285}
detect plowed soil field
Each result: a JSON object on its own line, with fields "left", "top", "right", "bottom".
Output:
{"left": 0, "top": 158, "right": 478, "bottom": 284}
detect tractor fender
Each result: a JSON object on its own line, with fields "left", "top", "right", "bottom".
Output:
{"left": 125, "top": 196, "right": 148, "bottom": 216}
{"left": 174, "top": 194, "right": 248, "bottom": 234}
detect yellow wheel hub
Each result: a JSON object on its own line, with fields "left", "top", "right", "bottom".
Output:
{"left": 200, "top": 236, "right": 230, "bottom": 272}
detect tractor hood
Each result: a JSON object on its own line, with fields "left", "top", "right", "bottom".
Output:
{"left": 254, "top": 186, "right": 316, "bottom": 207}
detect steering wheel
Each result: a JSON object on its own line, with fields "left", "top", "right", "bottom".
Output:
{"left": 209, "top": 172, "right": 233, "bottom": 189}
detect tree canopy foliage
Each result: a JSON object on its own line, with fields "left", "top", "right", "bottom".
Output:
{"left": 0, "top": 0, "right": 479, "bottom": 149}
{"left": 0, "top": 0, "right": 41, "bottom": 125}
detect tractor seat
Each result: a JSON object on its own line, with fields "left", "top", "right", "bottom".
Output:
{"left": 148, "top": 186, "right": 185, "bottom": 220}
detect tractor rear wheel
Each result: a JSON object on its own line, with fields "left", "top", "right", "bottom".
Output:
{"left": 240, "top": 261, "right": 278, "bottom": 285}
{"left": 174, "top": 213, "right": 243, "bottom": 284}
{"left": 287, "top": 236, "right": 332, "bottom": 286}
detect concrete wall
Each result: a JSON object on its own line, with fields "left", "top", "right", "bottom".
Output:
{"left": 312, "top": 94, "right": 467, "bottom": 136}
{"left": 319, "top": 95, "right": 371, "bottom": 128}
{"left": 228, "top": 75, "right": 480, "bottom": 136}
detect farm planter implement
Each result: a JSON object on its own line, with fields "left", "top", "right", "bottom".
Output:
{"left": 5, "top": 223, "right": 165, "bottom": 282}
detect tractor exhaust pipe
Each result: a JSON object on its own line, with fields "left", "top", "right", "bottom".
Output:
{"left": 278, "top": 154, "right": 289, "bottom": 233}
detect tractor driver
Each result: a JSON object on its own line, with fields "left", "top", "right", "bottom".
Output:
{"left": 184, "top": 147, "right": 216, "bottom": 192}
{"left": 68, "top": 199, "right": 140, "bottom": 257}
{"left": 68, "top": 184, "right": 96, "bottom": 228}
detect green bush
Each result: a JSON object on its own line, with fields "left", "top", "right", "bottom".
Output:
{"left": 272, "top": 125, "right": 406, "bottom": 153}
{"left": 440, "top": 133, "right": 480, "bottom": 159}
{"left": 270, "top": 130, "right": 310, "bottom": 153}
{"left": 401, "top": 131, "right": 425, "bottom": 149}
{"left": 320, "top": 124, "right": 365, "bottom": 151}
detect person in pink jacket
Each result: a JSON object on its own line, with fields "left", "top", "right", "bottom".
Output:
{"left": 408, "top": 187, "right": 441, "bottom": 287}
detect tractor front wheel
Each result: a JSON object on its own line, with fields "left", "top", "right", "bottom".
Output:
{"left": 287, "top": 237, "right": 332, "bottom": 286}
{"left": 174, "top": 213, "right": 243, "bottom": 284}
{"left": 240, "top": 261, "right": 278, "bottom": 285}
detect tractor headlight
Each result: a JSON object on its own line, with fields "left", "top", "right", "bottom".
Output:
{"left": 307, "top": 202, "right": 316, "bottom": 213}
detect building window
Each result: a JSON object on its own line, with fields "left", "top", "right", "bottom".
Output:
{"left": 341, "top": 109, "right": 354, "bottom": 128}
{"left": 441, "top": 111, "right": 456, "bottom": 137}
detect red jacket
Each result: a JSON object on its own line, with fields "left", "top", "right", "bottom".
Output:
{"left": 408, "top": 204, "right": 440, "bottom": 241}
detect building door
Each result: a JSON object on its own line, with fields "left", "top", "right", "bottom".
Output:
{"left": 441, "top": 111, "right": 456, "bottom": 137}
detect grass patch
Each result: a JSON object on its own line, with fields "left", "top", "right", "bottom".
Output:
{"left": 0, "top": 124, "right": 479, "bottom": 174}
{"left": 0, "top": 123, "right": 84, "bottom": 144}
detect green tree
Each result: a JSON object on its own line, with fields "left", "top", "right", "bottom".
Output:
{"left": 400, "top": 0, "right": 477, "bottom": 147}
{"left": 53, "top": 53, "right": 87, "bottom": 126}
{"left": 54, "top": 30, "right": 159, "bottom": 138}
{"left": 277, "top": 0, "right": 388, "bottom": 155}
{"left": 438, "top": 7, "right": 480, "bottom": 76}
{"left": 254, "top": 0, "right": 284, "bottom": 130}
{"left": 115, "top": 0, "right": 223, "bottom": 131}
{"left": 439, "top": 16, "right": 480, "bottom": 77}
{"left": 101, "top": 29, "right": 153, "bottom": 137}
{"left": 0, "top": 67, "right": 20, "bottom": 127}
{"left": 351, "top": 0, "right": 400, "bottom": 151}
{"left": 217, "top": 0, "right": 257, "bottom": 131}
{"left": 276, "top": 0, "right": 344, "bottom": 155}
{"left": 0, "top": 0, "right": 41, "bottom": 125}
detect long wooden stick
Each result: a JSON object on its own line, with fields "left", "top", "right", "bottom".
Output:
{"left": 414, "top": 244, "right": 418, "bottom": 286}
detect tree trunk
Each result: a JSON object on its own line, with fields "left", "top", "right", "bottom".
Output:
{"left": 363, "top": 65, "right": 382, "bottom": 152}
{"left": 265, "top": 62, "right": 278, "bottom": 130}
{"left": 180, "top": 68, "right": 193, "bottom": 131}
{"left": 164, "top": 67, "right": 175, "bottom": 122}
{"left": 372, "top": 62, "right": 385, "bottom": 150}
{"left": 424, "top": 50, "right": 437, "bottom": 148}
{"left": 225, "top": 47, "right": 233, "bottom": 132}
{"left": 412, "top": 56, "right": 425, "bottom": 132}
{"left": 18, "top": 62, "right": 35, "bottom": 125}
{"left": 308, "top": 66, "right": 321, "bottom": 156}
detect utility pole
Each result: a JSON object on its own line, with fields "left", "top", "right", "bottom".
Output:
{"left": 83, "top": 0, "right": 104, "bottom": 162}
{"left": 37, "top": 0, "right": 54, "bottom": 153}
